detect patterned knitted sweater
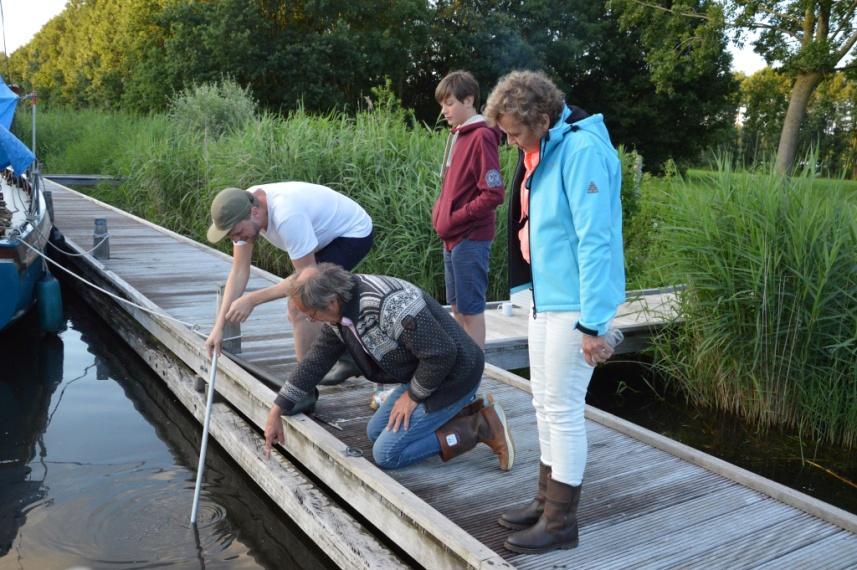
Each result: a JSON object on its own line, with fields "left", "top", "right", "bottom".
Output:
{"left": 274, "top": 275, "right": 484, "bottom": 414}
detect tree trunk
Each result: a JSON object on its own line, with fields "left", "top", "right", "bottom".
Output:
{"left": 775, "top": 72, "right": 823, "bottom": 175}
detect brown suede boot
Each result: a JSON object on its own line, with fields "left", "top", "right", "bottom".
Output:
{"left": 436, "top": 402, "right": 514, "bottom": 471}
{"left": 453, "top": 392, "right": 494, "bottom": 419}
{"left": 503, "top": 478, "right": 581, "bottom": 554}
{"left": 498, "top": 462, "right": 551, "bottom": 530}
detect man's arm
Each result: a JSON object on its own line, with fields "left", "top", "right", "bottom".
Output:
{"left": 225, "top": 251, "right": 317, "bottom": 321}
{"left": 205, "top": 241, "right": 253, "bottom": 356}
{"left": 395, "top": 305, "right": 458, "bottom": 405}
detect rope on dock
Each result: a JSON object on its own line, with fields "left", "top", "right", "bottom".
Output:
{"left": 16, "top": 237, "right": 241, "bottom": 343}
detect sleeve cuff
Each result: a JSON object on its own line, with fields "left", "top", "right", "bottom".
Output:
{"left": 274, "top": 394, "right": 294, "bottom": 414}
{"left": 574, "top": 322, "right": 600, "bottom": 337}
{"left": 408, "top": 386, "right": 427, "bottom": 404}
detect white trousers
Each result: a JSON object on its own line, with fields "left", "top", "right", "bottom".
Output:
{"left": 528, "top": 310, "right": 594, "bottom": 486}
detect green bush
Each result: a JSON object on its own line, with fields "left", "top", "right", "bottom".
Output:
{"left": 168, "top": 79, "right": 257, "bottom": 138}
{"left": 649, "top": 160, "right": 857, "bottom": 446}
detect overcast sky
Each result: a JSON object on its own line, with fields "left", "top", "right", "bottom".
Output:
{"left": 3, "top": 0, "right": 768, "bottom": 75}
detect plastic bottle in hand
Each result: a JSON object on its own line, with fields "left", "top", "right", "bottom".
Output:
{"left": 581, "top": 327, "right": 623, "bottom": 368}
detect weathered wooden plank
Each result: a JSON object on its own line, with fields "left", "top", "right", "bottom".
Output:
{"left": 667, "top": 514, "right": 840, "bottom": 569}
{"left": 484, "top": 363, "right": 857, "bottom": 536}
{"left": 751, "top": 531, "right": 857, "bottom": 570}
{"left": 512, "top": 485, "right": 764, "bottom": 569}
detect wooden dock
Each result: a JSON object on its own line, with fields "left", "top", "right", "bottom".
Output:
{"left": 45, "top": 179, "right": 857, "bottom": 569}
{"left": 483, "top": 287, "right": 676, "bottom": 370}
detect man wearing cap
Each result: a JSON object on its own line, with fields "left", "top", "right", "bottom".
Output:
{"left": 204, "top": 182, "right": 374, "bottom": 381}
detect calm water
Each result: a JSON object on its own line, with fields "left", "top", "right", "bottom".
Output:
{"left": 0, "top": 289, "right": 334, "bottom": 569}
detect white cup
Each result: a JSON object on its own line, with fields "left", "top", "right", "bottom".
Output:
{"left": 496, "top": 301, "right": 514, "bottom": 316}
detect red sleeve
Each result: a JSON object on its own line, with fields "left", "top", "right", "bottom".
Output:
{"left": 449, "top": 129, "right": 505, "bottom": 225}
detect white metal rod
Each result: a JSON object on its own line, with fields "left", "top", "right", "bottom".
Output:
{"left": 31, "top": 93, "right": 36, "bottom": 161}
{"left": 190, "top": 351, "right": 219, "bottom": 525}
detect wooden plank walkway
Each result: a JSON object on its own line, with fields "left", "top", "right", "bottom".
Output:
{"left": 45, "top": 179, "right": 857, "bottom": 569}
{"left": 483, "top": 287, "right": 676, "bottom": 369}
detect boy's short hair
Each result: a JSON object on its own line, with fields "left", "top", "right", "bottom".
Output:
{"left": 435, "top": 70, "right": 480, "bottom": 108}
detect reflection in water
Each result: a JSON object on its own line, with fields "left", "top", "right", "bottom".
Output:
{"left": 0, "top": 289, "right": 334, "bottom": 569}
{"left": 0, "top": 314, "right": 63, "bottom": 559}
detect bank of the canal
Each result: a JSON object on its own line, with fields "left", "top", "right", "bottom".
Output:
{"left": 0, "top": 286, "right": 335, "bottom": 569}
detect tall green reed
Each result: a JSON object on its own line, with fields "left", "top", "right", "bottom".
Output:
{"left": 649, "top": 158, "right": 857, "bottom": 446}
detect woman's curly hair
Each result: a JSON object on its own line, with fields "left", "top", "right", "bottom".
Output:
{"left": 484, "top": 70, "right": 565, "bottom": 130}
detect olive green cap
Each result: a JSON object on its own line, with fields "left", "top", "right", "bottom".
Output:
{"left": 207, "top": 187, "right": 253, "bottom": 243}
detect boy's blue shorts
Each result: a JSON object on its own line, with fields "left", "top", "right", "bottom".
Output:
{"left": 443, "top": 239, "right": 491, "bottom": 315}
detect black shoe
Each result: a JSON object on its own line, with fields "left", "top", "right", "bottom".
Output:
{"left": 320, "top": 356, "right": 361, "bottom": 385}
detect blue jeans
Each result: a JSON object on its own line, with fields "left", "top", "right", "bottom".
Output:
{"left": 367, "top": 383, "right": 480, "bottom": 469}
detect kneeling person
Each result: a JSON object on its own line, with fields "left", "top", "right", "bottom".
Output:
{"left": 263, "top": 263, "right": 515, "bottom": 471}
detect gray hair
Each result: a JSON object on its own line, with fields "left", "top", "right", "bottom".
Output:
{"left": 285, "top": 263, "right": 354, "bottom": 310}
{"left": 484, "top": 70, "right": 565, "bottom": 131}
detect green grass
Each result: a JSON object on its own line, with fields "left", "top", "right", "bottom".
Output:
{"left": 687, "top": 168, "right": 857, "bottom": 194}
{"left": 649, "top": 160, "right": 857, "bottom": 447}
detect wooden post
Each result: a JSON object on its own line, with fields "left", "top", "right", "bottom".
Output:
{"left": 93, "top": 218, "right": 110, "bottom": 260}
{"left": 44, "top": 190, "right": 54, "bottom": 223}
{"left": 217, "top": 283, "right": 242, "bottom": 355}
{"left": 198, "top": 284, "right": 241, "bottom": 392}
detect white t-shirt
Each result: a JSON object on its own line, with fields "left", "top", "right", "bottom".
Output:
{"left": 248, "top": 182, "right": 372, "bottom": 260}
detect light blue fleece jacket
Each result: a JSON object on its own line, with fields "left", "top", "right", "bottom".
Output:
{"left": 514, "top": 106, "right": 625, "bottom": 335}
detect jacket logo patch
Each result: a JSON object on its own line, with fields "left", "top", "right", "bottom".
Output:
{"left": 587, "top": 181, "right": 599, "bottom": 194}
{"left": 485, "top": 169, "right": 503, "bottom": 188}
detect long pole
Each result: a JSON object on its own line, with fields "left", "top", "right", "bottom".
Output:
{"left": 190, "top": 351, "right": 219, "bottom": 525}
{"left": 31, "top": 92, "right": 36, "bottom": 161}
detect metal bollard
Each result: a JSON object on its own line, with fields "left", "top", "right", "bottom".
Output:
{"left": 216, "top": 283, "right": 241, "bottom": 354}
{"left": 44, "top": 190, "right": 54, "bottom": 223}
{"left": 93, "top": 218, "right": 110, "bottom": 259}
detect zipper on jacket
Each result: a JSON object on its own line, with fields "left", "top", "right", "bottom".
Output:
{"left": 525, "top": 135, "right": 548, "bottom": 320}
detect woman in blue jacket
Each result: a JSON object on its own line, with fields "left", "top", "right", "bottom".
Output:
{"left": 484, "top": 71, "right": 625, "bottom": 554}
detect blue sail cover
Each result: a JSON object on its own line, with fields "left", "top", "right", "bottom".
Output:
{"left": 0, "top": 124, "right": 34, "bottom": 174}
{"left": 0, "top": 76, "right": 19, "bottom": 130}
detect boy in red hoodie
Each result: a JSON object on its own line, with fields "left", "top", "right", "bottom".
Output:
{"left": 432, "top": 71, "right": 505, "bottom": 348}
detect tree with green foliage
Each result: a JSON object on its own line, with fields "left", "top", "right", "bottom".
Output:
{"left": 421, "top": 0, "right": 738, "bottom": 170}
{"left": 8, "top": 0, "right": 739, "bottom": 170}
{"left": 614, "top": 0, "right": 857, "bottom": 174}
{"left": 739, "top": 68, "right": 857, "bottom": 176}
{"left": 738, "top": 67, "right": 792, "bottom": 162}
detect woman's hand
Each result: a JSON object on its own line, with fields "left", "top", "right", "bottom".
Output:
{"left": 581, "top": 334, "right": 614, "bottom": 366}
{"left": 386, "top": 392, "right": 418, "bottom": 432}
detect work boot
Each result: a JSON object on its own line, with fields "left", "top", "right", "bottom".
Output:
{"left": 498, "top": 462, "right": 551, "bottom": 530}
{"left": 453, "top": 392, "right": 494, "bottom": 419}
{"left": 320, "top": 353, "right": 361, "bottom": 385}
{"left": 436, "top": 402, "right": 514, "bottom": 471}
{"left": 504, "top": 479, "right": 581, "bottom": 554}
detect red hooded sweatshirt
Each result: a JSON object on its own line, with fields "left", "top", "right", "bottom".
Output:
{"left": 432, "top": 116, "right": 505, "bottom": 251}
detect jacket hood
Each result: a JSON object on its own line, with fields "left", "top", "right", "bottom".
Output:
{"left": 453, "top": 116, "right": 503, "bottom": 142}
{"left": 543, "top": 105, "right": 614, "bottom": 156}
